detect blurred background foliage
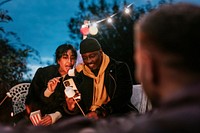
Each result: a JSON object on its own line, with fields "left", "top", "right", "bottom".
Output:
{"left": 68, "top": 0, "right": 173, "bottom": 83}
{"left": 0, "top": 0, "right": 40, "bottom": 88}
{"left": 0, "top": 0, "right": 173, "bottom": 87}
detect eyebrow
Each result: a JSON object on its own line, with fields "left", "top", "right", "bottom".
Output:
{"left": 62, "top": 53, "right": 75, "bottom": 56}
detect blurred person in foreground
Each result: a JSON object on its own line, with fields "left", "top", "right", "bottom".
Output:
{"left": 94, "top": 2, "right": 200, "bottom": 133}
{"left": 25, "top": 44, "right": 78, "bottom": 126}
{"left": 65, "top": 37, "right": 138, "bottom": 120}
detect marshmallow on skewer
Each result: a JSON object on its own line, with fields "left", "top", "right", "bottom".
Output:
{"left": 64, "top": 86, "right": 75, "bottom": 98}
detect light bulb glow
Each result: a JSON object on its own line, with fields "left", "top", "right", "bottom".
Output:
{"left": 92, "top": 22, "right": 98, "bottom": 27}
{"left": 125, "top": 8, "right": 130, "bottom": 14}
{"left": 107, "top": 17, "right": 112, "bottom": 23}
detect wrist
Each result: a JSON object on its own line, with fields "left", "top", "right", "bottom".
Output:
{"left": 44, "top": 88, "right": 54, "bottom": 97}
{"left": 49, "top": 111, "right": 62, "bottom": 124}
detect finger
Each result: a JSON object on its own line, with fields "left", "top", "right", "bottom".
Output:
{"left": 74, "top": 93, "right": 81, "bottom": 101}
{"left": 50, "top": 79, "right": 58, "bottom": 84}
{"left": 40, "top": 116, "right": 51, "bottom": 126}
{"left": 74, "top": 92, "right": 81, "bottom": 97}
{"left": 54, "top": 77, "right": 61, "bottom": 82}
{"left": 86, "top": 112, "right": 98, "bottom": 120}
{"left": 49, "top": 77, "right": 61, "bottom": 84}
{"left": 66, "top": 97, "right": 74, "bottom": 103}
{"left": 48, "top": 77, "right": 61, "bottom": 90}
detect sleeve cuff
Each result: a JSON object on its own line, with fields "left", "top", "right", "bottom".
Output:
{"left": 49, "top": 111, "right": 62, "bottom": 124}
{"left": 44, "top": 88, "right": 54, "bottom": 97}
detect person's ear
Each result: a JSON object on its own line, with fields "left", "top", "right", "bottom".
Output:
{"left": 99, "top": 49, "right": 103, "bottom": 58}
{"left": 134, "top": 35, "right": 158, "bottom": 85}
{"left": 142, "top": 50, "right": 159, "bottom": 85}
{"left": 136, "top": 48, "right": 155, "bottom": 85}
{"left": 143, "top": 51, "right": 154, "bottom": 83}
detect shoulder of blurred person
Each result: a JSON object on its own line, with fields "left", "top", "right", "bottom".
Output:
{"left": 130, "top": 2, "right": 200, "bottom": 133}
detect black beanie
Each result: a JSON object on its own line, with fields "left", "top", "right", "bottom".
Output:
{"left": 80, "top": 37, "right": 101, "bottom": 54}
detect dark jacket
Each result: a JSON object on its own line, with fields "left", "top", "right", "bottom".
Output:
{"left": 75, "top": 58, "right": 138, "bottom": 117}
{"left": 26, "top": 65, "right": 70, "bottom": 116}
{"left": 94, "top": 84, "right": 200, "bottom": 133}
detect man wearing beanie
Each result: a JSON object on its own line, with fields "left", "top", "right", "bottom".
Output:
{"left": 65, "top": 37, "right": 138, "bottom": 119}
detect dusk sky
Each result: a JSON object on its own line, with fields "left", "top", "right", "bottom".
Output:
{"left": 2, "top": 0, "right": 200, "bottom": 79}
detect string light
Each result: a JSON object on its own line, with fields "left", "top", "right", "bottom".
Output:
{"left": 107, "top": 17, "right": 112, "bottom": 23}
{"left": 125, "top": 8, "right": 130, "bottom": 14}
{"left": 80, "top": 3, "right": 134, "bottom": 37}
{"left": 125, "top": 3, "right": 134, "bottom": 14}
{"left": 91, "top": 22, "right": 98, "bottom": 27}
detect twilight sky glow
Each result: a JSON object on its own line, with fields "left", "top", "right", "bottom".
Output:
{"left": 1, "top": 0, "right": 200, "bottom": 79}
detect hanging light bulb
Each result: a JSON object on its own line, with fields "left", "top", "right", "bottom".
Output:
{"left": 78, "top": 2, "right": 134, "bottom": 37}
{"left": 80, "top": 20, "right": 90, "bottom": 39}
{"left": 91, "top": 22, "right": 98, "bottom": 27}
{"left": 88, "top": 22, "right": 98, "bottom": 35}
{"left": 107, "top": 17, "right": 112, "bottom": 23}
{"left": 125, "top": 8, "right": 130, "bottom": 14}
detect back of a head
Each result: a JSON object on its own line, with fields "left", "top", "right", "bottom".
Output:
{"left": 137, "top": 3, "right": 200, "bottom": 74}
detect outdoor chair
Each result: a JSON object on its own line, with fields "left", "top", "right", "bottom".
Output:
{"left": 131, "top": 84, "right": 152, "bottom": 114}
{"left": 9, "top": 83, "right": 30, "bottom": 117}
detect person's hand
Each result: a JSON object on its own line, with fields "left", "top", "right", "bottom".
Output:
{"left": 75, "top": 63, "right": 84, "bottom": 72}
{"left": 39, "top": 115, "right": 52, "bottom": 126}
{"left": 73, "top": 90, "right": 81, "bottom": 102}
{"left": 47, "top": 77, "right": 61, "bottom": 92}
{"left": 86, "top": 111, "right": 99, "bottom": 120}
{"left": 65, "top": 97, "right": 76, "bottom": 111}
{"left": 65, "top": 91, "right": 81, "bottom": 111}
{"left": 25, "top": 105, "right": 31, "bottom": 115}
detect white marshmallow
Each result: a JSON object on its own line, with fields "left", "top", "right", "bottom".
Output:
{"left": 64, "top": 86, "right": 75, "bottom": 98}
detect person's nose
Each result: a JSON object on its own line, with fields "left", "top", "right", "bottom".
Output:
{"left": 67, "top": 57, "right": 74, "bottom": 63}
{"left": 68, "top": 58, "right": 72, "bottom": 63}
{"left": 66, "top": 58, "right": 73, "bottom": 66}
{"left": 85, "top": 57, "right": 92, "bottom": 63}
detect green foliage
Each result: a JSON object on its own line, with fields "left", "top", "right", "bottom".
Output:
{"left": 0, "top": 39, "right": 27, "bottom": 85}
{"left": 0, "top": 0, "right": 40, "bottom": 87}
{"left": 68, "top": 0, "right": 151, "bottom": 83}
{"left": 68, "top": 0, "right": 173, "bottom": 83}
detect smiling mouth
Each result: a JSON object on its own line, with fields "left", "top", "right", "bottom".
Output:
{"left": 88, "top": 64, "right": 95, "bottom": 67}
